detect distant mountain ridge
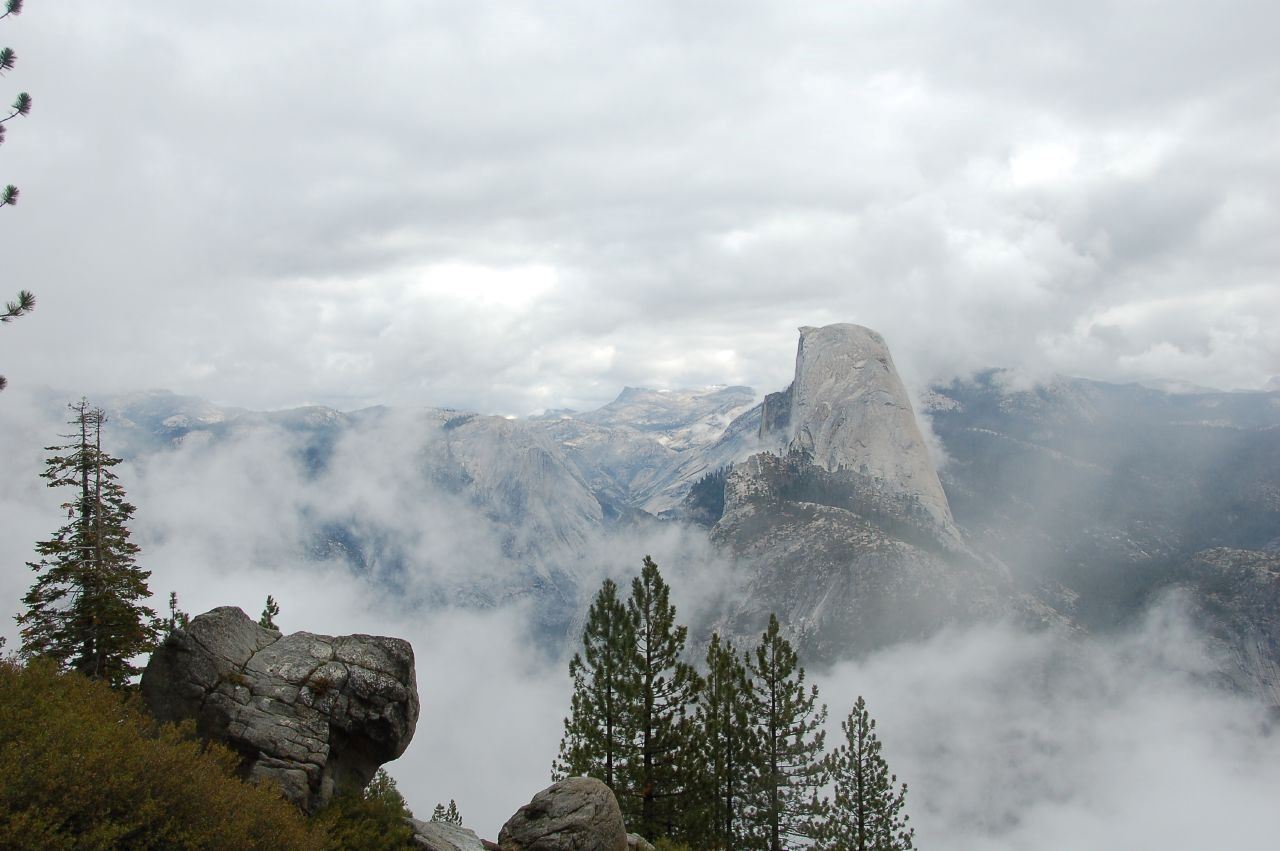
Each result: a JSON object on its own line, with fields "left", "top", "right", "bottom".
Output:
{"left": 68, "top": 325, "right": 1280, "bottom": 696}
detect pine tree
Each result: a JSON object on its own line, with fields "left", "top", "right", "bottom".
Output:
{"left": 554, "top": 577, "right": 638, "bottom": 792}
{"left": 166, "top": 590, "right": 190, "bottom": 632}
{"left": 431, "top": 799, "right": 462, "bottom": 825}
{"left": 819, "top": 697, "right": 915, "bottom": 851}
{"left": 689, "top": 632, "right": 759, "bottom": 850}
{"left": 624, "top": 556, "right": 701, "bottom": 841}
{"left": 259, "top": 594, "right": 280, "bottom": 630}
{"left": 746, "top": 614, "right": 827, "bottom": 851}
{"left": 16, "top": 400, "right": 160, "bottom": 687}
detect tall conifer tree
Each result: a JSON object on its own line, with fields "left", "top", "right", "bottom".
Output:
{"left": 690, "top": 632, "right": 758, "bottom": 850}
{"left": 554, "top": 577, "right": 638, "bottom": 791}
{"left": 819, "top": 696, "right": 915, "bottom": 851}
{"left": 17, "top": 400, "right": 160, "bottom": 687}
{"left": 624, "top": 555, "right": 701, "bottom": 841}
{"left": 746, "top": 614, "right": 827, "bottom": 851}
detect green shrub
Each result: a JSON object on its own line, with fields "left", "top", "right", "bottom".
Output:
{"left": 314, "top": 768, "right": 415, "bottom": 850}
{"left": 0, "top": 658, "right": 320, "bottom": 849}
{"left": 653, "top": 839, "right": 694, "bottom": 851}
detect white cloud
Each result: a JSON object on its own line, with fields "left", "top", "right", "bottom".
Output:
{"left": 816, "top": 603, "right": 1280, "bottom": 851}
{"left": 1, "top": 1, "right": 1277, "bottom": 412}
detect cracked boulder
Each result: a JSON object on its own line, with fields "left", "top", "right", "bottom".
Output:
{"left": 498, "top": 777, "right": 627, "bottom": 851}
{"left": 141, "top": 606, "right": 419, "bottom": 813}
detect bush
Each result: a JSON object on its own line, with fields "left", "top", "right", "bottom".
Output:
{"left": 314, "top": 768, "right": 415, "bottom": 850}
{"left": 653, "top": 840, "right": 694, "bottom": 851}
{"left": 0, "top": 659, "right": 320, "bottom": 849}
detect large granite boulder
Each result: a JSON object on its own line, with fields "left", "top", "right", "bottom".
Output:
{"left": 408, "top": 818, "right": 488, "bottom": 851}
{"left": 498, "top": 777, "right": 627, "bottom": 851}
{"left": 141, "top": 606, "right": 419, "bottom": 813}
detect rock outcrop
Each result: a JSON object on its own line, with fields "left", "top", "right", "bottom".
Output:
{"left": 498, "top": 777, "right": 627, "bottom": 851}
{"left": 141, "top": 606, "right": 419, "bottom": 813}
{"left": 783, "top": 323, "right": 954, "bottom": 532}
{"left": 408, "top": 819, "right": 488, "bottom": 851}
{"left": 702, "top": 325, "right": 1072, "bottom": 658}
{"left": 1180, "top": 548, "right": 1280, "bottom": 707}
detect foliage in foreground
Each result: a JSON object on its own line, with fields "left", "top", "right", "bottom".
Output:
{"left": 0, "top": 658, "right": 320, "bottom": 850}
{"left": 315, "top": 767, "right": 417, "bottom": 850}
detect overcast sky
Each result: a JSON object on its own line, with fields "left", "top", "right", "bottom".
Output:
{"left": 2, "top": 1, "right": 1278, "bottom": 414}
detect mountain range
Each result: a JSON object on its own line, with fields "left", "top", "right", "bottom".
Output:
{"left": 66, "top": 323, "right": 1280, "bottom": 702}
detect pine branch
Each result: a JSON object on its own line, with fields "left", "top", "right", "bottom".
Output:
{"left": 2, "top": 288, "right": 33, "bottom": 320}
{"left": 0, "top": 91, "right": 30, "bottom": 122}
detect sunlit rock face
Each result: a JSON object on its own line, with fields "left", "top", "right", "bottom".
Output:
{"left": 141, "top": 606, "right": 419, "bottom": 813}
{"left": 784, "top": 323, "right": 954, "bottom": 532}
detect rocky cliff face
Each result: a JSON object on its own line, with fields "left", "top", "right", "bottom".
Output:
{"left": 694, "top": 324, "right": 1074, "bottom": 658}
{"left": 1179, "top": 548, "right": 1280, "bottom": 707}
{"left": 141, "top": 607, "right": 419, "bottom": 813}
{"left": 711, "top": 450, "right": 1059, "bottom": 658}
{"left": 783, "top": 324, "right": 955, "bottom": 532}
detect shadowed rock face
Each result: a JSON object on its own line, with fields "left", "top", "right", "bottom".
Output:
{"left": 141, "top": 606, "right": 418, "bottom": 813}
{"left": 1180, "top": 548, "right": 1280, "bottom": 707}
{"left": 499, "top": 777, "right": 627, "bottom": 851}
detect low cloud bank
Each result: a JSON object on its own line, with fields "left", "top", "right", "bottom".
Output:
{"left": 818, "top": 604, "right": 1280, "bottom": 850}
{"left": 4, "top": 390, "right": 1279, "bottom": 844}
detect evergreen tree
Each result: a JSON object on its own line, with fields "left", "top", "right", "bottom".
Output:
{"left": 818, "top": 697, "right": 915, "bottom": 851}
{"left": 623, "top": 556, "right": 701, "bottom": 841}
{"left": 16, "top": 400, "right": 160, "bottom": 687}
{"left": 166, "top": 590, "right": 190, "bottom": 632}
{"left": 430, "top": 799, "right": 462, "bottom": 825}
{"left": 689, "top": 632, "right": 758, "bottom": 850}
{"left": 554, "top": 577, "right": 638, "bottom": 791}
{"left": 259, "top": 594, "right": 280, "bottom": 630}
{"left": 315, "top": 767, "right": 415, "bottom": 850}
{"left": 746, "top": 614, "right": 827, "bottom": 851}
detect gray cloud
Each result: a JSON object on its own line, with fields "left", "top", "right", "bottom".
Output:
{"left": 817, "top": 602, "right": 1280, "bottom": 850}
{"left": 1, "top": 1, "right": 1277, "bottom": 413}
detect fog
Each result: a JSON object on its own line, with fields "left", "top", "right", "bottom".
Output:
{"left": 3, "top": 389, "right": 1279, "bottom": 845}
{"left": 818, "top": 606, "right": 1280, "bottom": 850}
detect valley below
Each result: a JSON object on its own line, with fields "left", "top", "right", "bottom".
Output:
{"left": 4, "top": 322, "right": 1279, "bottom": 846}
